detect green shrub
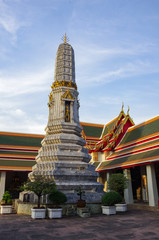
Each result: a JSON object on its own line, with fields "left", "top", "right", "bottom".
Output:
{"left": 1, "top": 191, "right": 12, "bottom": 204}
{"left": 108, "top": 173, "right": 128, "bottom": 197}
{"left": 49, "top": 191, "right": 67, "bottom": 207}
{"left": 101, "top": 191, "right": 122, "bottom": 206}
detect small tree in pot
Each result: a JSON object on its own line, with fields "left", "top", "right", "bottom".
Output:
{"left": 76, "top": 186, "right": 86, "bottom": 208}
{"left": 108, "top": 173, "right": 128, "bottom": 212}
{"left": 1, "top": 191, "right": 12, "bottom": 205}
{"left": 101, "top": 191, "right": 122, "bottom": 215}
{"left": 0, "top": 191, "right": 13, "bottom": 214}
{"left": 21, "top": 175, "right": 56, "bottom": 218}
{"left": 48, "top": 190, "right": 67, "bottom": 218}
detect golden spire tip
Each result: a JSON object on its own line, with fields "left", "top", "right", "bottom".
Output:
{"left": 62, "top": 33, "right": 69, "bottom": 43}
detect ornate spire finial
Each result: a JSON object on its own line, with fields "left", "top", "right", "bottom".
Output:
{"left": 127, "top": 106, "right": 130, "bottom": 115}
{"left": 121, "top": 102, "right": 124, "bottom": 112}
{"left": 62, "top": 33, "right": 69, "bottom": 43}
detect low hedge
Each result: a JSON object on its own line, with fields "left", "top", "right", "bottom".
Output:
{"left": 101, "top": 191, "right": 122, "bottom": 206}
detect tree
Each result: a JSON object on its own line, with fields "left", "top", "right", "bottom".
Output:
{"left": 21, "top": 175, "right": 56, "bottom": 208}
{"left": 108, "top": 173, "right": 128, "bottom": 199}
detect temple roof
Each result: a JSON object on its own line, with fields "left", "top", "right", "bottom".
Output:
{"left": 96, "top": 116, "right": 159, "bottom": 172}
{"left": 0, "top": 132, "right": 43, "bottom": 147}
{"left": 101, "top": 117, "right": 118, "bottom": 138}
{"left": 0, "top": 132, "right": 43, "bottom": 171}
{"left": 80, "top": 122, "right": 104, "bottom": 139}
{"left": 118, "top": 116, "right": 159, "bottom": 146}
{"left": 0, "top": 122, "right": 104, "bottom": 171}
{"left": 92, "top": 107, "right": 134, "bottom": 152}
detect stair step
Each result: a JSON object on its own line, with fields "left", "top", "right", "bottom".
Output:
{"left": 77, "top": 207, "right": 91, "bottom": 218}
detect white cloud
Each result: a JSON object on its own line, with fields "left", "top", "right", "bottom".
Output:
{"left": 77, "top": 59, "right": 159, "bottom": 88}
{"left": 75, "top": 42, "right": 155, "bottom": 67}
{"left": 14, "top": 109, "right": 26, "bottom": 117}
{"left": 0, "top": 67, "right": 53, "bottom": 97}
{"left": 0, "top": 0, "right": 29, "bottom": 42}
{"left": 0, "top": 109, "right": 46, "bottom": 134}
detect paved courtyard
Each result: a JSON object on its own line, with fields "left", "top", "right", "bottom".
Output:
{"left": 0, "top": 209, "right": 159, "bottom": 240}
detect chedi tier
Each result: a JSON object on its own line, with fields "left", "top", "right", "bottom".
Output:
{"left": 28, "top": 36, "right": 103, "bottom": 203}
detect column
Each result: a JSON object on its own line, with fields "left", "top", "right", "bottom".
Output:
{"left": 146, "top": 164, "right": 158, "bottom": 206}
{"left": 0, "top": 171, "right": 6, "bottom": 201}
{"left": 106, "top": 172, "right": 110, "bottom": 192}
{"left": 124, "top": 168, "right": 134, "bottom": 204}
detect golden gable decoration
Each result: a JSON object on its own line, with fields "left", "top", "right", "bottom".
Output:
{"left": 61, "top": 89, "right": 75, "bottom": 100}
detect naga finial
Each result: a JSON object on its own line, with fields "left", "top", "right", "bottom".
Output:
{"left": 127, "top": 106, "right": 130, "bottom": 115}
{"left": 62, "top": 33, "right": 69, "bottom": 43}
{"left": 121, "top": 102, "right": 124, "bottom": 112}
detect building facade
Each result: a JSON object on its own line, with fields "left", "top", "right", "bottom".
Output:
{"left": 89, "top": 108, "right": 159, "bottom": 207}
{"left": 0, "top": 121, "right": 103, "bottom": 201}
{"left": 1, "top": 112, "right": 159, "bottom": 207}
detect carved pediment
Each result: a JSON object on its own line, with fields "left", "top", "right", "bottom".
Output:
{"left": 61, "top": 89, "right": 75, "bottom": 101}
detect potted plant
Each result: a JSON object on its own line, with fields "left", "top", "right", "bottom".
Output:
{"left": 101, "top": 191, "right": 122, "bottom": 215}
{"left": 108, "top": 173, "right": 128, "bottom": 212}
{"left": 0, "top": 191, "right": 12, "bottom": 214}
{"left": 21, "top": 174, "right": 56, "bottom": 219}
{"left": 48, "top": 190, "right": 67, "bottom": 218}
{"left": 76, "top": 186, "right": 86, "bottom": 208}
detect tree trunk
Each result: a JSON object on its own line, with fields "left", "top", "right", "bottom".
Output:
{"left": 37, "top": 195, "right": 41, "bottom": 208}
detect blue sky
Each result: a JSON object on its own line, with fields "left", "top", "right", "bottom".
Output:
{"left": 0, "top": 0, "right": 159, "bottom": 133}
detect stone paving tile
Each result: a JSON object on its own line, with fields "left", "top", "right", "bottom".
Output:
{"left": 0, "top": 210, "right": 159, "bottom": 240}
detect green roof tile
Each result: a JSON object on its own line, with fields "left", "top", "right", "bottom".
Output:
{"left": 102, "top": 118, "right": 117, "bottom": 137}
{"left": 92, "top": 161, "right": 101, "bottom": 168}
{"left": 0, "top": 159, "right": 35, "bottom": 167}
{"left": 82, "top": 125, "right": 103, "bottom": 138}
{"left": 99, "top": 148, "right": 159, "bottom": 170}
{"left": 114, "top": 138, "right": 159, "bottom": 155}
{"left": 0, "top": 135, "right": 43, "bottom": 147}
{"left": 119, "top": 118, "right": 159, "bottom": 145}
{"left": 0, "top": 150, "right": 38, "bottom": 156}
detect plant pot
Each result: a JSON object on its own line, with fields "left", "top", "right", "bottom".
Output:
{"left": 0, "top": 205, "right": 12, "bottom": 214}
{"left": 101, "top": 206, "right": 116, "bottom": 215}
{"left": 77, "top": 200, "right": 86, "bottom": 208}
{"left": 31, "top": 208, "right": 46, "bottom": 219}
{"left": 115, "top": 203, "right": 127, "bottom": 212}
{"left": 48, "top": 208, "right": 63, "bottom": 218}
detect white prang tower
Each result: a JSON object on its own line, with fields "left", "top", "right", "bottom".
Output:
{"left": 29, "top": 34, "right": 103, "bottom": 203}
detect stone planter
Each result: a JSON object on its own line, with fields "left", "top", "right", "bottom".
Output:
{"left": 101, "top": 206, "right": 116, "bottom": 215}
{"left": 77, "top": 200, "right": 86, "bottom": 208}
{"left": 115, "top": 203, "right": 127, "bottom": 212}
{"left": 48, "top": 208, "right": 62, "bottom": 218}
{"left": 0, "top": 205, "right": 12, "bottom": 214}
{"left": 31, "top": 208, "right": 46, "bottom": 219}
